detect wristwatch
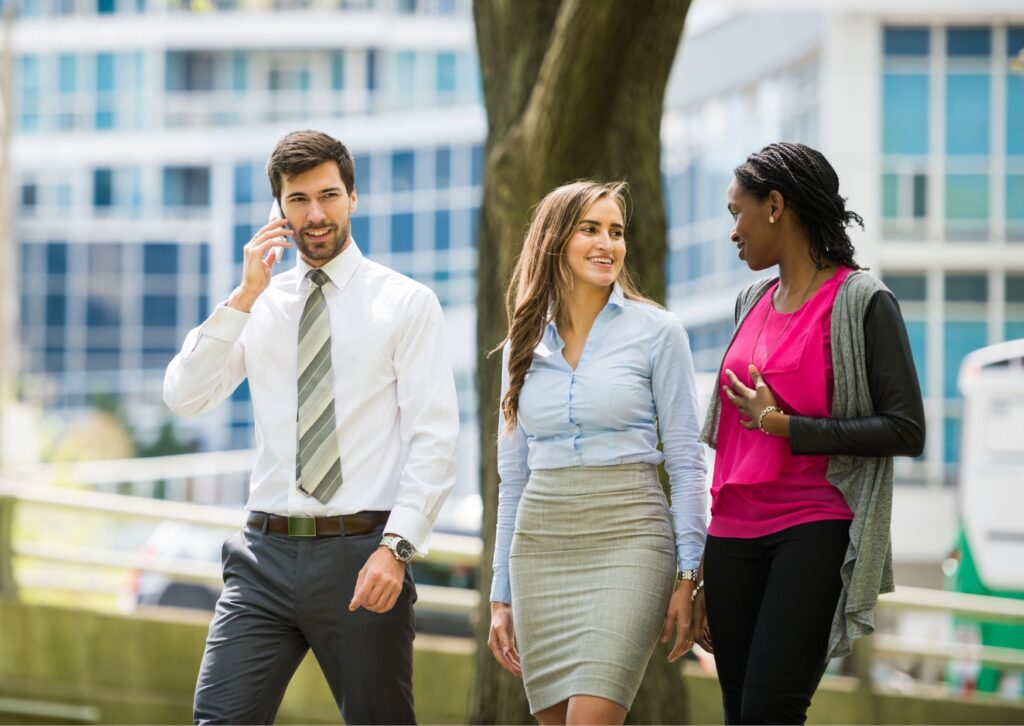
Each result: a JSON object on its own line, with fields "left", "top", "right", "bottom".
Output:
{"left": 677, "top": 568, "right": 700, "bottom": 583}
{"left": 380, "top": 534, "right": 416, "bottom": 563}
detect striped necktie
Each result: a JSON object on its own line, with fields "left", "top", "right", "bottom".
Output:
{"left": 295, "top": 268, "right": 343, "bottom": 503}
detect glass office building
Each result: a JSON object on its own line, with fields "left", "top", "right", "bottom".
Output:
{"left": 12, "top": 0, "right": 485, "bottom": 507}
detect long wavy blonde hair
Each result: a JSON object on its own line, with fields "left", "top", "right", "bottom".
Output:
{"left": 498, "top": 180, "right": 657, "bottom": 433}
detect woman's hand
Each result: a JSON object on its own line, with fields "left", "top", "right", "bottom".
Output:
{"left": 488, "top": 602, "right": 522, "bottom": 677}
{"left": 661, "top": 582, "right": 696, "bottom": 662}
{"left": 723, "top": 365, "right": 778, "bottom": 430}
{"left": 691, "top": 587, "right": 713, "bottom": 653}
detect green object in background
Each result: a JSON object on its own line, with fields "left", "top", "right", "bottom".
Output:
{"left": 946, "top": 528, "right": 1024, "bottom": 697}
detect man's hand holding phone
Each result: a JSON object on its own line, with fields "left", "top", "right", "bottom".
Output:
{"left": 226, "top": 204, "right": 293, "bottom": 313}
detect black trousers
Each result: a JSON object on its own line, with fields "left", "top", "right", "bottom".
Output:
{"left": 193, "top": 522, "right": 417, "bottom": 725}
{"left": 704, "top": 519, "right": 850, "bottom": 725}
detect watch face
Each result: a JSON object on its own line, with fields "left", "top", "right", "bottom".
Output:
{"left": 396, "top": 539, "right": 414, "bottom": 561}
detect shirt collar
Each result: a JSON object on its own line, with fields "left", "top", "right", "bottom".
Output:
{"left": 543, "top": 282, "right": 626, "bottom": 350}
{"left": 295, "top": 238, "right": 363, "bottom": 294}
{"left": 608, "top": 282, "right": 626, "bottom": 309}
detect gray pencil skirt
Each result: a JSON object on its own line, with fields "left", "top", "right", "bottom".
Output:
{"left": 509, "top": 463, "right": 677, "bottom": 714}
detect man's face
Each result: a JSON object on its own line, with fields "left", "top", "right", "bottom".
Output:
{"left": 280, "top": 161, "right": 357, "bottom": 267}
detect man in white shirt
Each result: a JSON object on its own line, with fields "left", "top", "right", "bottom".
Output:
{"left": 164, "top": 130, "right": 460, "bottom": 725}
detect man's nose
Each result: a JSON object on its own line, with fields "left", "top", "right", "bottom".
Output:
{"left": 307, "top": 202, "right": 326, "bottom": 223}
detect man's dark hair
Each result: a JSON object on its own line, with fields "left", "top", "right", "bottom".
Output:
{"left": 734, "top": 142, "right": 864, "bottom": 270}
{"left": 267, "top": 130, "right": 356, "bottom": 200}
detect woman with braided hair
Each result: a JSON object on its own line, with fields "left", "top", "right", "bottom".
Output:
{"left": 486, "top": 180, "right": 708, "bottom": 725}
{"left": 693, "top": 142, "right": 925, "bottom": 724}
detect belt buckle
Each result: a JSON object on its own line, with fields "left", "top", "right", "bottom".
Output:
{"left": 287, "top": 516, "right": 316, "bottom": 537}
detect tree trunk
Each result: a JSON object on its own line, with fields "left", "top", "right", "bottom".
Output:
{"left": 470, "top": 1, "right": 691, "bottom": 723}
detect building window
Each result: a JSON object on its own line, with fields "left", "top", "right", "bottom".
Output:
{"left": 397, "top": 51, "right": 415, "bottom": 106}
{"left": 331, "top": 51, "right": 345, "bottom": 91}
{"left": 21, "top": 183, "right": 37, "bottom": 211}
{"left": 47, "top": 243, "right": 68, "bottom": 275}
{"left": 163, "top": 166, "right": 211, "bottom": 208}
{"left": 882, "top": 170, "right": 927, "bottom": 237}
{"left": 59, "top": 54, "right": 76, "bottom": 93}
{"left": 437, "top": 52, "right": 456, "bottom": 96}
{"left": 143, "top": 295, "right": 177, "bottom": 327}
{"left": 1008, "top": 28, "right": 1024, "bottom": 156}
{"left": 46, "top": 293, "right": 67, "bottom": 327}
{"left": 882, "top": 74, "right": 929, "bottom": 156}
{"left": 392, "top": 150, "right": 415, "bottom": 193}
{"left": 144, "top": 243, "right": 178, "bottom": 274}
{"left": 471, "top": 144, "right": 484, "bottom": 186}
{"left": 944, "top": 273, "right": 989, "bottom": 397}
{"left": 96, "top": 53, "right": 116, "bottom": 130}
{"left": 946, "top": 74, "right": 990, "bottom": 155}
{"left": 354, "top": 155, "right": 372, "bottom": 194}
{"left": 392, "top": 213, "right": 414, "bottom": 253}
{"left": 232, "top": 52, "right": 247, "bottom": 92}
{"left": 435, "top": 209, "right": 450, "bottom": 250}
{"left": 17, "top": 56, "right": 40, "bottom": 132}
{"left": 947, "top": 27, "right": 991, "bottom": 57}
{"left": 882, "top": 273, "right": 927, "bottom": 301}
{"left": 351, "top": 216, "right": 369, "bottom": 249}
{"left": 1006, "top": 275, "right": 1024, "bottom": 341}
{"left": 1009, "top": 174, "right": 1024, "bottom": 241}
{"left": 944, "top": 174, "right": 989, "bottom": 239}
{"left": 884, "top": 27, "right": 930, "bottom": 56}
{"left": 234, "top": 162, "right": 253, "bottom": 204}
{"left": 366, "top": 49, "right": 378, "bottom": 92}
{"left": 435, "top": 147, "right": 451, "bottom": 188}
{"left": 93, "top": 169, "right": 114, "bottom": 208}
{"left": 165, "top": 51, "right": 216, "bottom": 92}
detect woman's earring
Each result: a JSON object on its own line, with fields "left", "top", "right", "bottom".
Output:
{"left": 768, "top": 213, "right": 775, "bottom": 224}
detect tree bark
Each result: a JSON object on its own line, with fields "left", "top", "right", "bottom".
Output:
{"left": 470, "top": 1, "right": 691, "bottom": 723}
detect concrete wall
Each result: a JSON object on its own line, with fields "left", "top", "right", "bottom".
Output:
{"left": 1, "top": 600, "right": 1023, "bottom": 725}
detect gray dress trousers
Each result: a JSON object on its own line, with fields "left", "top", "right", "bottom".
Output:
{"left": 192, "top": 520, "right": 417, "bottom": 725}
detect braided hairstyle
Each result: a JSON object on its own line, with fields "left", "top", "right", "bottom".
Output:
{"left": 734, "top": 142, "right": 864, "bottom": 270}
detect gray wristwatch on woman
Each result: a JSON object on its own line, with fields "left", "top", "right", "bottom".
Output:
{"left": 677, "top": 568, "right": 699, "bottom": 583}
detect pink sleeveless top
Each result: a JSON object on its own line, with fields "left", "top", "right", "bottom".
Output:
{"left": 708, "top": 267, "right": 854, "bottom": 538}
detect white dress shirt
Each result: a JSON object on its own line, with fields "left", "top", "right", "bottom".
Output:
{"left": 163, "top": 241, "right": 460, "bottom": 553}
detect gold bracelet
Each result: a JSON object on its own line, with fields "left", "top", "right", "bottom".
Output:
{"left": 757, "top": 405, "right": 782, "bottom": 435}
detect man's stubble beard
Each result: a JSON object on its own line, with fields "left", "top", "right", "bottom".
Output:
{"left": 295, "top": 220, "right": 350, "bottom": 261}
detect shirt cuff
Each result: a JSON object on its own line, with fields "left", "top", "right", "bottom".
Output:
{"left": 384, "top": 506, "right": 433, "bottom": 555}
{"left": 489, "top": 568, "right": 512, "bottom": 604}
{"left": 676, "top": 545, "right": 703, "bottom": 573}
{"left": 203, "top": 304, "right": 250, "bottom": 343}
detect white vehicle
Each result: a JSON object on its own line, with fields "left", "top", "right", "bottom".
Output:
{"left": 957, "top": 339, "right": 1024, "bottom": 593}
{"left": 947, "top": 339, "right": 1024, "bottom": 698}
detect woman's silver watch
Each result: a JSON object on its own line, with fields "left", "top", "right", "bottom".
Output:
{"left": 677, "top": 568, "right": 699, "bottom": 583}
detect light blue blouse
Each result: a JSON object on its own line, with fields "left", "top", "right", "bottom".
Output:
{"left": 490, "top": 284, "right": 708, "bottom": 604}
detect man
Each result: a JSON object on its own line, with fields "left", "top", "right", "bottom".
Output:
{"left": 164, "top": 130, "right": 460, "bottom": 725}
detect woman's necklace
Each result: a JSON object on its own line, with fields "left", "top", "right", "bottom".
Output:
{"left": 749, "top": 268, "right": 821, "bottom": 367}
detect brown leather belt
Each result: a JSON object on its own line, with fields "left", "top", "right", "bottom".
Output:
{"left": 246, "top": 510, "right": 389, "bottom": 537}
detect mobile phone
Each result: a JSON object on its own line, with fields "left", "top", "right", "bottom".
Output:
{"left": 268, "top": 200, "right": 288, "bottom": 264}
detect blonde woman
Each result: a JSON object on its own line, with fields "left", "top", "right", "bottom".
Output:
{"left": 487, "top": 181, "right": 708, "bottom": 725}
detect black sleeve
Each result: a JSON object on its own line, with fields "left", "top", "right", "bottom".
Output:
{"left": 789, "top": 291, "right": 926, "bottom": 457}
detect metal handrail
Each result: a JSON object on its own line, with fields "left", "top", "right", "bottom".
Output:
{"left": 872, "top": 634, "right": 1024, "bottom": 670}
{"left": 2, "top": 477, "right": 1022, "bottom": 674}
{"left": 0, "top": 479, "right": 481, "bottom": 566}
{"left": 879, "top": 585, "right": 1024, "bottom": 624}
{"left": 0, "top": 479, "right": 481, "bottom": 615}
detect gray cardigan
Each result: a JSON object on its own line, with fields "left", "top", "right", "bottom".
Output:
{"left": 700, "top": 270, "right": 897, "bottom": 661}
